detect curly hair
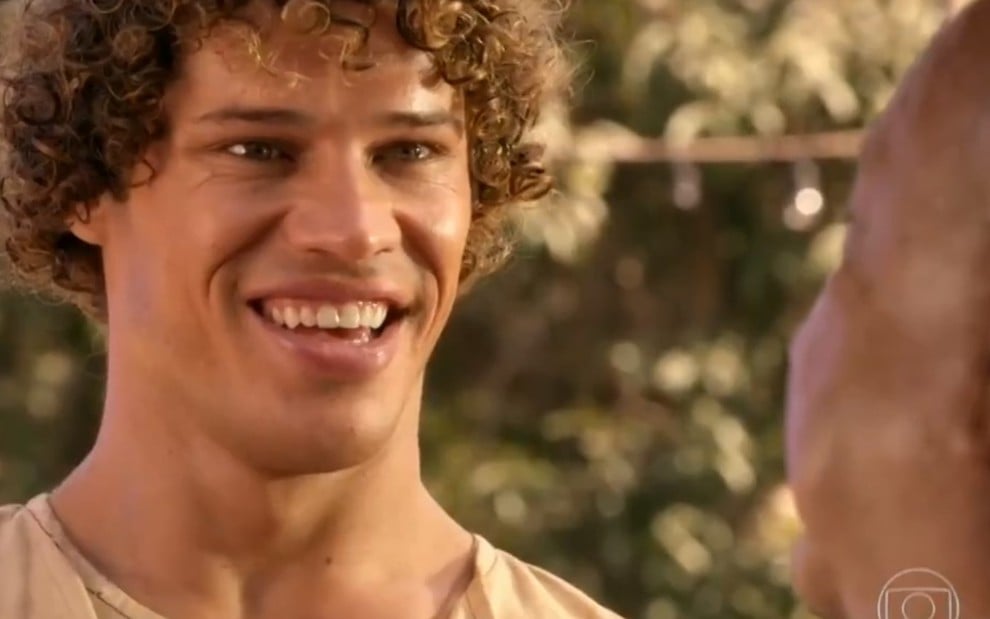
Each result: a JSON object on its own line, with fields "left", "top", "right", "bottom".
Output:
{"left": 0, "top": 0, "right": 569, "bottom": 317}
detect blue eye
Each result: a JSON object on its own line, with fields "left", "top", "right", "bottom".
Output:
{"left": 226, "top": 141, "right": 291, "bottom": 162}
{"left": 395, "top": 143, "right": 432, "bottom": 160}
{"left": 375, "top": 141, "right": 443, "bottom": 164}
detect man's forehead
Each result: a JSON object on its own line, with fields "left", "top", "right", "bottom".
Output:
{"left": 169, "top": 6, "right": 453, "bottom": 117}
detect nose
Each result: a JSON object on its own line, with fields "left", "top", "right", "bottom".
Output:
{"left": 280, "top": 154, "right": 401, "bottom": 265}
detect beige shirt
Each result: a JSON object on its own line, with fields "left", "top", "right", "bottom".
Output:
{"left": 0, "top": 495, "right": 622, "bottom": 619}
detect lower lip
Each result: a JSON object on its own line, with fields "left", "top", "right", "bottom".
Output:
{"left": 249, "top": 308, "right": 404, "bottom": 381}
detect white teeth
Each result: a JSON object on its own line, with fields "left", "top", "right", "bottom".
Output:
{"left": 360, "top": 304, "right": 376, "bottom": 328}
{"left": 339, "top": 304, "right": 361, "bottom": 329}
{"left": 372, "top": 305, "right": 387, "bottom": 329}
{"left": 299, "top": 306, "right": 316, "bottom": 328}
{"left": 266, "top": 302, "right": 390, "bottom": 331}
{"left": 316, "top": 305, "right": 339, "bottom": 329}
{"left": 283, "top": 307, "right": 300, "bottom": 329}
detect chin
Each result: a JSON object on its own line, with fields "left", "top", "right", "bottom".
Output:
{"left": 224, "top": 402, "right": 406, "bottom": 476}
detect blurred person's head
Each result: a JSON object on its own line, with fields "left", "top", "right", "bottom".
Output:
{"left": 0, "top": 0, "right": 566, "bottom": 474}
{"left": 787, "top": 1, "right": 990, "bottom": 616}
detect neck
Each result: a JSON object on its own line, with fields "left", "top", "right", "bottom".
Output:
{"left": 50, "top": 377, "right": 473, "bottom": 618}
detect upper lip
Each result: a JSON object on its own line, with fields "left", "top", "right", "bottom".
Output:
{"left": 244, "top": 278, "right": 414, "bottom": 311}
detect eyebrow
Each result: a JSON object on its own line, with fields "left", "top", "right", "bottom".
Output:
{"left": 381, "top": 110, "right": 464, "bottom": 135}
{"left": 195, "top": 107, "right": 313, "bottom": 126}
{"left": 195, "top": 106, "right": 464, "bottom": 134}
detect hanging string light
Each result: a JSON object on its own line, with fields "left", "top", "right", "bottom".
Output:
{"left": 565, "top": 123, "right": 852, "bottom": 228}
{"left": 672, "top": 160, "right": 702, "bottom": 210}
{"left": 783, "top": 159, "right": 825, "bottom": 231}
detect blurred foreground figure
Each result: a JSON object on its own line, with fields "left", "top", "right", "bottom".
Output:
{"left": 0, "top": 1, "right": 621, "bottom": 618}
{"left": 787, "top": 2, "right": 990, "bottom": 618}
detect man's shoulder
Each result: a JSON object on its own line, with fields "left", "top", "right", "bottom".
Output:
{"left": 0, "top": 496, "right": 92, "bottom": 619}
{"left": 469, "top": 536, "right": 625, "bottom": 619}
{"left": 0, "top": 500, "right": 35, "bottom": 555}
{"left": 0, "top": 500, "right": 47, "bottom": 577}
{"left": 0, "top": 501, "right": 23, "bottom": 521}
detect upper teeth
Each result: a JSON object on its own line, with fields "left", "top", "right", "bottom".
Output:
{"left": 268, "top": 302, "right": 388, "bottom": 330}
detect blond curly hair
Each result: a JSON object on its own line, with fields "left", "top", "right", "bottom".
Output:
{"left": 0, "top": 0, "right": 569, "bottom": 317}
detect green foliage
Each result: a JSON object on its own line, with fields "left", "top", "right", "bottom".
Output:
{"left": 0, "top": 1, "right": 953, "bottom": 617}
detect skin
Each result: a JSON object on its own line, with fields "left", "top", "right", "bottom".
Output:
{"left": 787, "top": 1, "right": 990, "bottom": 617}
{"left": 49, "top": 3, "right": 478, "bottom": 618}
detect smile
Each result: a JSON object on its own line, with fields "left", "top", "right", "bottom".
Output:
{"left": 246, "top": 288, "right": 411, "bottom": 380}
{"left": 261, "top": 300, "right": 393, "bottom": 344}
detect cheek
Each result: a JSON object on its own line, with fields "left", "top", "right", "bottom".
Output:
{"left": 114, "top": 170, "right": 285, "bottom": 324}
{"left": 396, "top": 173, "right": 472, "bottom": 285}
{"left": 169, "top": 173, "right": 286, "bottom": 280}
{"left": 197, "top": 187, "right": 284, "bottom": 261}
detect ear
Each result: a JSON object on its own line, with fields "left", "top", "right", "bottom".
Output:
{"left": 66, "top": 199, "right": 109, "bottom": 246}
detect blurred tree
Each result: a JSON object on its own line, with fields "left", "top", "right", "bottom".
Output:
{"left": 425, "top": 2, "right": 950, "bottom": 618}
{"left": 0, "top": 1, "right": 956, "bottom": 617}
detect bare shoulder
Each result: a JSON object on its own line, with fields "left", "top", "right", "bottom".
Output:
{"left": 468, "top": 537, "right": 626, "bottom": 619}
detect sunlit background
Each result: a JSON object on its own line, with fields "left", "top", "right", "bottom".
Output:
{"left": 0, "top": 1, "right": 970, "bottom": 617}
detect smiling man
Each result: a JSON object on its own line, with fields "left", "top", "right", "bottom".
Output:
{"left": 0, "top": 1, "right": 621, "bottom": 618}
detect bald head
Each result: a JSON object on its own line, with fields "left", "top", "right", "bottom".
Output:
{"left": 787, "top": 3, "right": 990, "bottom": 617}
{"left": 842, "top": 0, "right": 990, "bottom": 339}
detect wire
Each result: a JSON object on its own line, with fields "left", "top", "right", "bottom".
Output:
{"left": 567, "top": 129, "right": 864, "bottom": 164}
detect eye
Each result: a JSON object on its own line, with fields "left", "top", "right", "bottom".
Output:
{"left": 373, "top": 141, "right": 445, "bottom": 165}
{"left": 225, "top": 141, "right": 293, "bottom": 163}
